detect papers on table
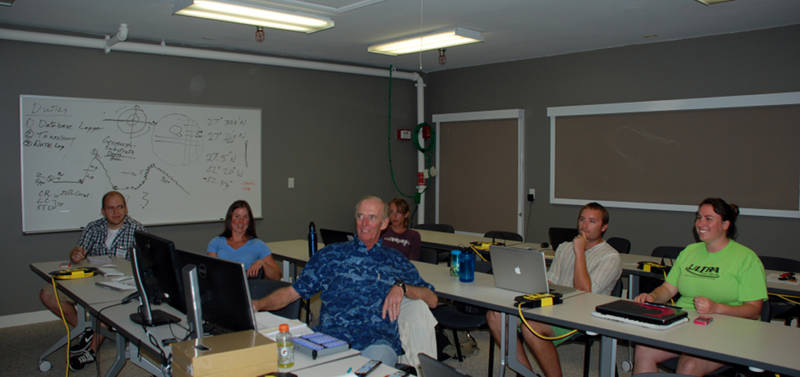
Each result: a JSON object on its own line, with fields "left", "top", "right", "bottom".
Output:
{"left": 95, "top": 279, "right": 136, "bottom": 291}
{"left": 255, "top": 311, "right": 313, "bottom": 340}
{"left": 97, "top": 265, "right": 125, "bottom": 277}
{"left": 87, "top": 255, "right": 113, "bottom": 265}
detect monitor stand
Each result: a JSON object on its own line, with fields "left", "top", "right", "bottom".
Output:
{"left": 130, "top": 310, "right": 180, "bottom": 326}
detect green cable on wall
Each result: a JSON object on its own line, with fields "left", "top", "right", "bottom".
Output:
{"left": 386, "top": 65, "right": 435, "bottom": 204}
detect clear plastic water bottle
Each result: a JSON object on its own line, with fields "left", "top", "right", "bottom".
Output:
{"left": 276, "top": 323, "right": 294, "bottom": 368}
{"left": 450, "top": 249, "right": 461, "bottom": 277}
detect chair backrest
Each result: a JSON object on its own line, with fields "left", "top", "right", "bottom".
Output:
{"left": 606, "top": 237, "right": 631, "bottom": 254}
{"left": 759, "top": 256, "right": 800, "bottom": 272}
{"left": 548, "top": 227, "right": 578, "bottom": 251}
{"left": 246, "top": 280, "right": 301, "bottom": 320}
{"left": 475, "top": 257, "right": 492, "bottom": 274}
{"left": 651, "top": 246, "right": 683, "bottom": 259}
{"left": 319, "top": 228, "right": 353, "bottom": 245}
{"left": 418, "top": 353, "right": 471, "bottom": 377}
{"left": 483, "top": 230, "right": 523, "bottom": 242}
{"left": 611, "top": 278, "right": 624, "bottom": 297}
{"left": 415, "top": 223, "right": 456, "bottom": 233}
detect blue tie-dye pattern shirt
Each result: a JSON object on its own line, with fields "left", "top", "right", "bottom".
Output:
{"left": 292, "top": 237, "right": 434, "bottom": 354}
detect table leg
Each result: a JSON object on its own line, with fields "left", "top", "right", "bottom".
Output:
{"left": 37, "top": 305, "right": 88, "bottom": 370}
{"left": 628, "top": 274, "right": 639, "bottom": 299}
{"left": 499, "top": 313, "right": 506, "bottom": 377}
{"left": 126, "top": 341, "right": 169, "bottom": 377}
{"left": 506, "top": 316, "right": 538, "bottom": 377}
{"left": 599, "top": 335, "right": 617, "bottom": 377}
{"left": 282, "top": 260, "right": 292, "bottom": 282}
{"left": 103, "top": 332, "right": 127, "bottom": 377}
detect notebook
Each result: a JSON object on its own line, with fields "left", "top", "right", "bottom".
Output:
{"left": 593, "top": 299, "right": 688, "bottom": 327}
{"left": 489, "top": 245, "right": 580, "bottom": 298}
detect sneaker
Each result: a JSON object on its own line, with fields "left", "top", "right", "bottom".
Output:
{"left": 69, "top": 329, "right": 94, "bottom": 355}
{"left": 69, "top": 349, "right": 96, "bottom": 371}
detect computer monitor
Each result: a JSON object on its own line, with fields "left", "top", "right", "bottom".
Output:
{"left": 129, "top": 231, "right": 183, "bottom": 326}
{"left": 319, "top": 228, "right": 353, "bottom": 245}
{"left": 132, "top": 231, "right": 185, "bottom": 312}
{"left": 173, "top": 249, "right": 256, "bottom": 334}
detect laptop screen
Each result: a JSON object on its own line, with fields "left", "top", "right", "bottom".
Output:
{"left": 489, "top": 245, "right": 550, "bottom": 294}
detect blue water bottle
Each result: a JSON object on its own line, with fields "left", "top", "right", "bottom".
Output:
{"left": 308, "top": 221, "right": 317, "bottom": 258}
{"left": 450, "top": 250, "right": 461, "bottom": 277}
{"left": 459, "top": 250, "right": 475, "bottom": 283}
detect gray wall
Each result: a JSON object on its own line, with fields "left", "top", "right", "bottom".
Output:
{"left": 0, "top": 40, "right": 419, "bottom": 315}
{"left": 426, "top": 25, "right": 800, "bottom": 257}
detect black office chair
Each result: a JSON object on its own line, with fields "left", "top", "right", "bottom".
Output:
{"left": 319, "top": 228, "right": 353, "bottom": 245}
{"left": 483, "top": 230, "right": 523, "bottom": 243}
{"left": 548, "top": 227, "right": 579, "bottom": 251}
{"left": 639, "top": 246, "right": 684, "bottom": 295}
{"left": 652, "top": 246, "right": 683, "bottom": 260}
{"left": 607, "top": 237, "right": 631, "bottom": 254}
{"left": 432, "top": 255, "right": 494, "bottom": 368}
{"left": 759, "top": 256, "right": 800, "bottom": 327}
{"left": 414, "top": 223, "right": 456, "bottom": 233}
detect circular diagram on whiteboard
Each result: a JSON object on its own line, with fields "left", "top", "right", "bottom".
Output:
{"left": 152, "top": 113, "right": 203, "bottom": 166}
{"left": 115, "top": 105, "right": 151, "bottom": 137}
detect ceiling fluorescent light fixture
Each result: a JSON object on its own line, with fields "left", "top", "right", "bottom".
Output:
{"left": 174, "top": 0, "right": 334, "bottom": 33}
{"left": 368, "top": 28, "right": 483, "bottom": 56}
{"left": 694, "top": 0, "right": 734, "bottom": 4}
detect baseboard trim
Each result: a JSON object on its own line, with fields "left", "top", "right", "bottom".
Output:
{"left": 0, "top": 310, "right": 57, "bottom": 329}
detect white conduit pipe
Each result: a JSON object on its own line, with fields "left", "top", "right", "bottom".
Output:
{"left": 0, "top": 27, "right": 428, "bottom": 220}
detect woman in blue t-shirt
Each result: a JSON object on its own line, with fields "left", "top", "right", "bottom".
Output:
{"left": 208, "top": 200, "right": 281, "bottom": 280}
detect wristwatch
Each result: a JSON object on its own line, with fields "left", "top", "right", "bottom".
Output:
{"left": 394, "top": 280, "right": 407, "bottom": 295}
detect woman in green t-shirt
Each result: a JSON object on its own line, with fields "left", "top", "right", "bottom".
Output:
{"left": 632, "top": 198, "right": 767, "bottom": 376}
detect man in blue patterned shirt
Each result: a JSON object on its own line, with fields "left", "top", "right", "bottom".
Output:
{"left": 38, "top": 191, "right": 144, "bottom": 370}
{"left": 253, "top": 196, "right": 437, "bottom": 366}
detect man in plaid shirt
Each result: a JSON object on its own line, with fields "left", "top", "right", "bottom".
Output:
{"left": 39, "top": 191, "right": 144, "bottom": 370}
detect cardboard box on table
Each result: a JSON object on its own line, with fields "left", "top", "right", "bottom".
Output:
{"left": 171, "top": 330, "right": 277, "bottom": 377}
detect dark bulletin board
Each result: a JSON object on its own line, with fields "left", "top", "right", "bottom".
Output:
{"left": 548, "top": 93, "right": 800, "bottom": 218}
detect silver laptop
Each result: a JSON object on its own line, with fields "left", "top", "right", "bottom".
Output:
{"left": 489, "top": 245, "right": 581, "bottom": 298}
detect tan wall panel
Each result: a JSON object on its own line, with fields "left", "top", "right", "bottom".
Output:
{"left": 440, "top": 119, "right": 518, "bottom": 233}
{"left": 554, "top": 105, "right": 800, "bottom": 210}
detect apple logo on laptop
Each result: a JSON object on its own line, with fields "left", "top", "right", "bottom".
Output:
{"left": 514, "top": 266, "right": 521, "bottom": 275}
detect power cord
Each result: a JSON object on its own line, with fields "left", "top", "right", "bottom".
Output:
{"left": 517, "top": 302, "right": 577, "bottom": 340}
{"left": 768, "top": 292, "right": 800, "bottom": 305}
{"left": 51, "top": 276, "right": 71, "bottom": 377}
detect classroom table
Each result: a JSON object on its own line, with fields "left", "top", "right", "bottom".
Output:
{"left": 91, "top": 301, "right": 363, "bottom": 376}
{"left": 262, "top": 239, "right": 800, "bottom": 376}
{"left": 31, "top": 256, "right": 389, "bottom": 377}
{"left": 293, "top": 354, "right": 401, "bottom": 377}
{"left": 411, "top": 230, "right": 800, "bottom": 297}
{"left": 415, "top": 229, "right": 547, "bottom": 258}
{"left": 410, "top": 259, "right": 800, "bottom": 377}
{"left": 29, "top": 258, "right": 135, "bottom": 372}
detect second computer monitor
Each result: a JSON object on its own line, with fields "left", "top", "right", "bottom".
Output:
{"left": 173, "top": 249, "right": 256, "bottom": 334}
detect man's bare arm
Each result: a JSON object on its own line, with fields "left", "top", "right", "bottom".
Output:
{"left": 252, "top": 286, "right": 301, "bottom": 312}
{"left": 406, "top": 285, "right": 438, "bottom": 308}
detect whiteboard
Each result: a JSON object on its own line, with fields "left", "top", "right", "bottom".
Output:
{"left": 20, "top": 95, "right": 262, "bottom": 233}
